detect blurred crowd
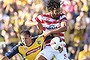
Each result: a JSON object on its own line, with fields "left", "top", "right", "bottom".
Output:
{"left": 0, "top": 0, "right": 90, "bottom": 60}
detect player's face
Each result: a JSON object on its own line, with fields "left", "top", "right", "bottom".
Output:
{"left": 20, "top": 34, "right": 32, "bottom": 46}
{"left": 50, "top": 8, "right": 60, "bottom": 19}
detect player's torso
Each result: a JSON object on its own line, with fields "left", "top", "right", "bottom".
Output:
{"left": 38, "top": 13, "right": 64, "bottom": 31}
{"left": 36, "top": 13, "right": 66, "bottom": 38}
{"left": 18, "top": 37, "right": 44, "bottom": 60}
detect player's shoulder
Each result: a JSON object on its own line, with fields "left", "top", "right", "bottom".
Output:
{"left": 59, "top": 12, "right": 67, "bottom": 20}
{"left": 32, "top": 36, "right": 38, "bottom": 40}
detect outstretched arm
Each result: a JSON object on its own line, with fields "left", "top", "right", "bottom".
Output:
{"left": 25, "top": 20, "right": 43, "bottom": 34}
{"left": 25, "top": 20, "right": 38, "bottom": 26}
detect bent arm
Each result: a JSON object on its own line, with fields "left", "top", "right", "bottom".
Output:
{"left": 50, "top": 26, "right": 67, "bottom": 34}
{"left": 40, "top": 21, "right": 67, "bottom": 39}
{"left": 50, "top": 21, "right": 67, "bottom": 34}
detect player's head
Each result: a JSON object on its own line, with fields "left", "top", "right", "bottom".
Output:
{"left": 20, "top": 30, "right": 31, "bottom": 36}
{"left": 46, "top": 0, "right": 60, "bottom": 11}
{"left": 46, "top": 0, "right": 63, "bottom": 19}
{"left": 20, "top": 30, "right": 32, "bottom": 46}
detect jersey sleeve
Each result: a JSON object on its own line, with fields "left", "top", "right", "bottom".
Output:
{"left": 5, "top": 45, "right": 19, "bottom": 59}
{"left": 78, "top": 52, "right": 84, "bottom": 60}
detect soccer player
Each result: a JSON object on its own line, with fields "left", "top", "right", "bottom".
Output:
{"left": 25, "top": 0, "right": 69, "bottom": 60}
{"left": 1, "top": 30, "right": 51, "bottom": 60}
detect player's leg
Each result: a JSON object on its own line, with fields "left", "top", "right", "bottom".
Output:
{"left": 54, "top": 47, "right": 69, "bottom": 60}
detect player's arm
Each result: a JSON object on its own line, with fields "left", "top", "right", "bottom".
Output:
{"left": 1, "top": 56, "right": 9, "bottom": 60}
{"left": 25, "top": 20, "right": 38, "bottom": 26}
{"left": 25, "top": 20, "right": 43, "bottom": 34}
{"left": 1, "top": 45, "right": 19, "bottom": 60}
{"left": 49, "top": 21, "right": 67, "bottom": 34}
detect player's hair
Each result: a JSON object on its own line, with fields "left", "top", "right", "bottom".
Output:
{"left": 20, "top": 30, "right": 31, "bottom": 37}
{"left": 46, "top": 0, "right": 61, "bottom": 11}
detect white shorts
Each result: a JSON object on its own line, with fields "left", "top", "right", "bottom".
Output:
{"left": 39, "top": 46, "right": 69, "bottom": 60}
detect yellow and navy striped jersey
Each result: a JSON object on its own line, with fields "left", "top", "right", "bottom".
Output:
{"left": 5, "top": 36, "right": 45, "bottom": 60}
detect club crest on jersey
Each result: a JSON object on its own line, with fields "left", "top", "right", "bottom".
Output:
{"left": 37, "top": 40, "right": 41, "bottom": 45}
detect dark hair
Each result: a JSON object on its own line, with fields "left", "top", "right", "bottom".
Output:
{"left": 46, "top": 0, "right": 61, "bottom": 11}
{"left": 20, "top": 30, "right": 31, "bottom": 37}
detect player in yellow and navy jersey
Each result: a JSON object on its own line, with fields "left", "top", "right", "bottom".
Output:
{"left": 1, "top": 30, "right": 52, "bottom": 60}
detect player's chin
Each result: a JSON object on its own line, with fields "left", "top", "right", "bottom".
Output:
{"left": 55, "top": 14, "right": 60, "bottom": 19}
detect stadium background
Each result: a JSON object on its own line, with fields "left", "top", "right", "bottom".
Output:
{"left": 0, "top": 0, "right": 90, "bottom": 60}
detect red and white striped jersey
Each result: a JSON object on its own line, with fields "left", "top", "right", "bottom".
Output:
{"left": 32, "top": 13, "right": 67, "bottom": 42}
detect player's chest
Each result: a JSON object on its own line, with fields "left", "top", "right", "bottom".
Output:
{"left": 19, "top": 41, "right": 43, "bottom": 56}
{"left": 41, "top": 17, "right": 63, "bottom": 30}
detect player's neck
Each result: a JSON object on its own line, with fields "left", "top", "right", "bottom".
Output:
{"left": 51, "top": 14, "right": 60, "bottom": 20}
{"left": 27, "top": 40, "right": 33, "bottom": 47}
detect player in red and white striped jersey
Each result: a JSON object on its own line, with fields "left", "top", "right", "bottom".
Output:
{"left": 32, "top": 10, "right": 67, "bottom": 42}
{"left": 25, "top": 0, "right": 69, "bottom": 60}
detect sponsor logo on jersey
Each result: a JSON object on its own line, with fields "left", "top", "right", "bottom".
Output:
{"left": 26, "top": 46, "right": 41, "bottom": 56}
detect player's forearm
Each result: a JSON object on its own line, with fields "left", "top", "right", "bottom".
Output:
{"left": 42, "top": 26, "right": 67, "bottom": 38}
{"left": 25, "top": 21, "right": 38, "bottom": 26}
{"left": 41, "top": 31, "right": 51, "bottom": 38}
{"left": 50, "top": 26, "right": 67, "bottom": 34}
{"left": 37, "top": 22, "right": 43, "bottom": 34}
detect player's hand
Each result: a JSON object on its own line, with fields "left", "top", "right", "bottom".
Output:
{"left": 1, "top": 56, "right": 9, "bottom": 60}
